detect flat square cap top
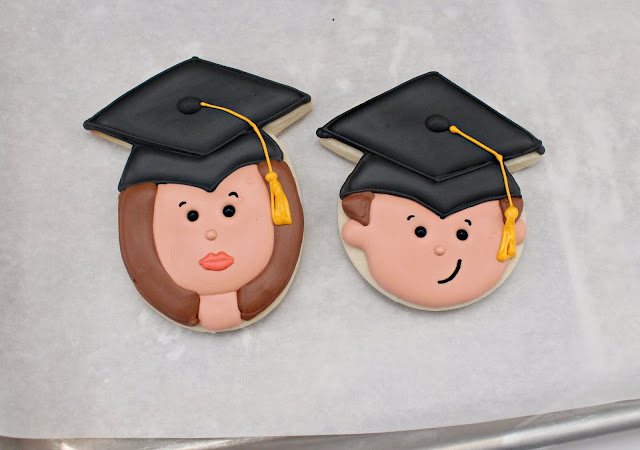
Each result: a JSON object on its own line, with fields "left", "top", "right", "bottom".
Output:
{"left": 317, "top": 72, "right": 543, "bottom": 182}
{"left": 84, "top": 57, "right": 310, "bottom": 157}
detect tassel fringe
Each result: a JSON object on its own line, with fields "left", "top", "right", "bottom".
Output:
{"left": 497, "top": 206, "right": 518, "bottom": 261}
{"left": 265, "top": 172, "right": 292, "bottom": 225}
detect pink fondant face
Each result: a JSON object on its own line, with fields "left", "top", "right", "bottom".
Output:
{"left": 342, "top": 194, "right": 527, "bottom": 308}
{"left": 153, "top": 165, "right": 275, "bottom": 295}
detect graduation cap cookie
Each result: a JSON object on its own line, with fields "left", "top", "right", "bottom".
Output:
{"left": 317, "top": 72, "right": 544, "bottom": 310}
{"left": 84, "top": 57, "right": 311, "bottom": 331}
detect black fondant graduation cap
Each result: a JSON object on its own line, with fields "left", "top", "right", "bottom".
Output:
{"left": 317, "top": 71, "right": 544, "bottom": 183}
{"left": 317, "top": 71, "right": 544, "bottom": 217}
{"left": 84, "top": 57, "right": 311, "bottom": 192}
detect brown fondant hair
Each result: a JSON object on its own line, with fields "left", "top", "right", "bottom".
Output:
{"left": 341, "top": 192, "right": 375, "bottom": 226}
{"left": 342, "top": 192, "right": 524, "bottom": 225}
{"left": 118, "top": 160, "right": 303, "bottom": 326}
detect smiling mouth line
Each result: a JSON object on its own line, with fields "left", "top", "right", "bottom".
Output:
{"left": 437, "top": 259, "right": 462, "bottom": 284}
{"left": 199, "top": 252, "right": 234, "bottom": 271}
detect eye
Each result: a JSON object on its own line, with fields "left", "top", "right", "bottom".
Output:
{"left": 187, "top": 210, "right": 199, "bottom": 222}
{"left": 456, "top": 229, "right": 469, "bottom": 241}
{"left": 223, "top": 205, "right": 236, "bottom": 218}
{"left": 414, "top": 226, "right": 427, "bottom": 238}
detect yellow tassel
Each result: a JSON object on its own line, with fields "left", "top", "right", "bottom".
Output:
{"left": 265, "top": 172, "right": 292, "bottom": 225}
{"left": 449, "top": 124, "right": 520, "bottom": 261}
{"left": 199, "top": 101, "right": 293, "bottom": 226}
{"left": 497, "top": 206, "right": 519, "bottom": 261}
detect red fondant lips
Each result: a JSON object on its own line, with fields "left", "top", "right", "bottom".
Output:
{"left": 199, "top": 252, "right": 234, "bottom": 271}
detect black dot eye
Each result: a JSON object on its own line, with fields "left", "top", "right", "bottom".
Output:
{"left": 223, "top": 205, "right": 236, "bottom": 218}
{"left": 187, "top": 210, "right": 199, "bottom": 222}
{"left": 414, "top": 226, "right": 427, "bottom": 238}
{"left": 456, "top": 229, "right": 469, "bottom": 241}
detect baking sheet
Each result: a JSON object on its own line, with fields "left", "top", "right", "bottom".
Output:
{"left": 3, "top": 401, "right": 640, "bottom": 448}
{"left": 1, "top": 0, "right": 639, "bottom": 439}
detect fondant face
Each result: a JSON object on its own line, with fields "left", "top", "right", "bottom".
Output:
{"left": 153, "top": 165, "right": 275, "bottom": 295}
{"left": 341, "top": 194, "right": 527, "bottom": 308}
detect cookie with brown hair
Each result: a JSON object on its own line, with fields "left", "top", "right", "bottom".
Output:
{"left": 84, "top": 57, "right": 311, "bottom": 331}
{"left": 317, "top": 72, "right": 544, "bottom": 310}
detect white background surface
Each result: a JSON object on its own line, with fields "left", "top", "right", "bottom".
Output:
{"left": 1, "top": 0, "right": 639, "bottom": 439}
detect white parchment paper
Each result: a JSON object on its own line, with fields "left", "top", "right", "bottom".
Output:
{"left": 1, "top": 0, "right": 639, "bottom": 439}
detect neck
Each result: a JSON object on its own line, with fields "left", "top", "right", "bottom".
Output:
{"left": 198, "top": 292, "right": 243, "bottom": 331}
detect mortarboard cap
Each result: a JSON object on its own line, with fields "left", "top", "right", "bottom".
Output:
{"left": 317, "top": 72, "right": 545, "bottom": 260}
{"left": 340, "top": 153, "right": 521, "bottom": 219}
{"left": 84, "top": 57, "right": 311, "bottom": 225}
{"left": 317, "top": 71, "right": 543, "bottom": 181}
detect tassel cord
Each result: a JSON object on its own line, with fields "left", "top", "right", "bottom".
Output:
{"left": 199, "top": 102, "right": 292, "bottom": 225}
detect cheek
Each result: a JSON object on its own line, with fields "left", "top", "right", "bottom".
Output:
{"left": 433, "top": 226, "right": 509, "bottom": 302}
{"left": 153, "top": 209, "right": 203, "bottom": 267}
{"left": 356, "top": 222, "right": 430, "bottom": 284}
{"left": 515, "top": 219, "right": 527, "bottom": 244}
{"left": 455, "top": 231, "right": 502, "bottom": 263}
{"left": 218, "top": 203, "right": 274, "bottom": 269}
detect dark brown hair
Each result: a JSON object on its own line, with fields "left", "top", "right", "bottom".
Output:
{"left": 118, "top": 160, "right": 303, "bottom": 326}
{"left": 342, "top": 192, "right": 523, "bottom": 225}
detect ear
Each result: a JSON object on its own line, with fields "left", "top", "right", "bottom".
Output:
{"left": 342, "top": 219, "right": 368, "bottom": 249}
{"left": 342, "top": 192, "right": 374, "bottom": 225}
{"left": 515, "top": 218, "right": 527, "bottom": 244}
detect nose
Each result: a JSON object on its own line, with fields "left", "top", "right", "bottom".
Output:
{"left": 434, "top": 245, "right": 446, "bottom": 256}
{"left": 205, "top": 229, "right": 218, "bottom": 241}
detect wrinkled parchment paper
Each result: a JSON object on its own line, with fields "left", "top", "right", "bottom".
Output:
{"left": 1, "top": 0, "right": 638, "bottom": 438}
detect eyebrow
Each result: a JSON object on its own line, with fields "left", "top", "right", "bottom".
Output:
{"left": 178, "top": 201, "right": 187, "bottom": 207}
{"left": 407, "top": 215, "right": 415, "bottom": 221}
{"left": 465, "top": 219, "right": 472, "bottom": 226}
{"left": 228, "top": 192, "right": 239, "bottom": 198}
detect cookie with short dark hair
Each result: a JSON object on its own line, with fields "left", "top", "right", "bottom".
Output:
{"left": 318, "top": 72, "right": 543, "bottom": 310}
